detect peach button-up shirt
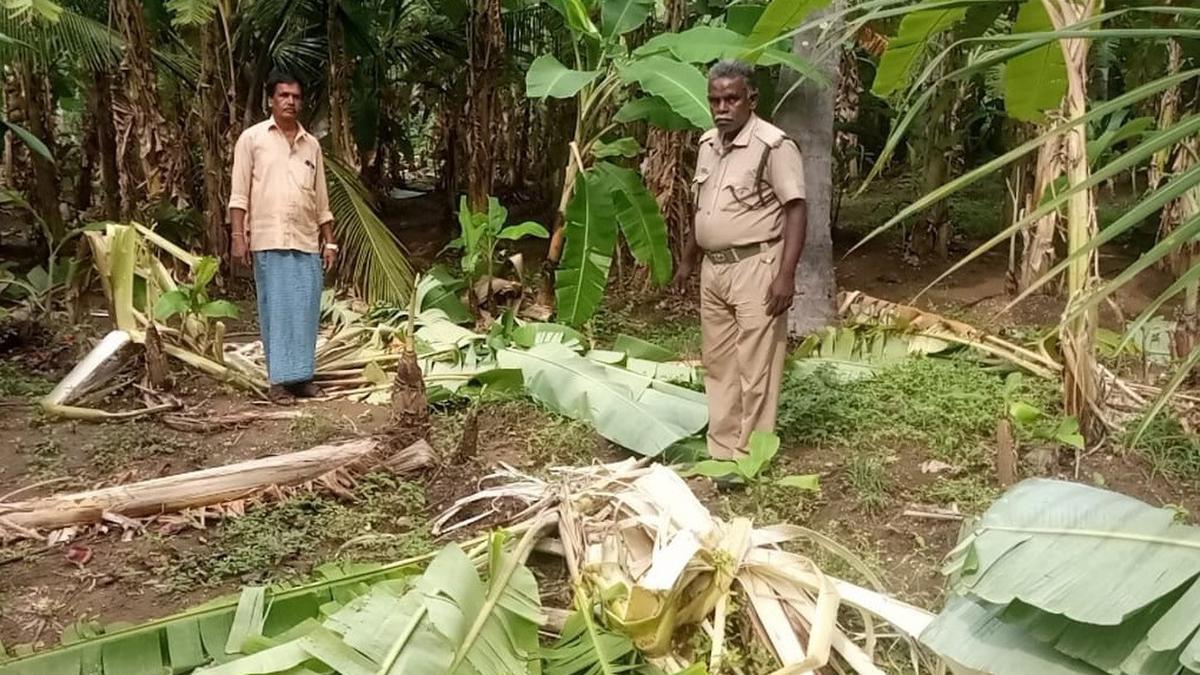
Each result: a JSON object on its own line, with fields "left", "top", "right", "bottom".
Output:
{"left": 229, "top": 116, "right": 334, "bottom": 254}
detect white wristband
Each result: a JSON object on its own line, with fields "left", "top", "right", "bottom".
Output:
{"left": 324, "top": 243, "right": 339, "bottom": 251}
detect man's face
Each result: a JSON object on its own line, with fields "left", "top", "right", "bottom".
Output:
{"left": 270, "top": 82, "right": 303, "bottom": 122}
{"left": 708, "top": 76, "right": 756, "bottom": 136}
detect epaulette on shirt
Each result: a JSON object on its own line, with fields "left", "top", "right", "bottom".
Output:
{"left": 752, "top": 120, "right": 789, "bottom": 149}
{"left": 699, "top": 128, "right": 719, "bottom": 144}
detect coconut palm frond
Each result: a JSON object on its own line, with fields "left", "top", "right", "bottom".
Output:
{"left": 326, "top": 156, "right": 416, "bottom": 305}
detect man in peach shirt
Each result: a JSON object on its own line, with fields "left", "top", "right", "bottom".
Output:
{"left": 229, "top": 72, "right": 337, "bottom": 404}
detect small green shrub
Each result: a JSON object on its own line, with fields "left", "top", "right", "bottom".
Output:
{"left": 1126, "top": 413, "right": 1200, "bottom": 484}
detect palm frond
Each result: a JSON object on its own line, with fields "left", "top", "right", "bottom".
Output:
{"left": 0, "top": 5, "right": 122, "bottom": 69}
{"left": 326, "top": 156, "right": 416, "bottom": 305}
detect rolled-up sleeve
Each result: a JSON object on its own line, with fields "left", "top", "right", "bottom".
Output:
{"left": 228, "top": 131, "right": 252, "bottom": 212}
{"left": 314, "top": 150, "right": 334, "bottom": 225}
{"left": 768, "top": 139, "right": 806, "bottom": 204}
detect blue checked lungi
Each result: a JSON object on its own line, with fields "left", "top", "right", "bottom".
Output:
{"left": 253, "top": 250, "right": 322, "bottom": 385}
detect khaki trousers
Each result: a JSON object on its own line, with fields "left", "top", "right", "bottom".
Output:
{"left": 699, "top": 241, "right": 787, "bottom": 459}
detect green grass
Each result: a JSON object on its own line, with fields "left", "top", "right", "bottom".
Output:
{"left": 288, "top": 413, "right": 348, "bottom": 447}
{"left": 917, "top": 475, "right": 1000, "bottom": 514}
{"left": 846, "top": 451, "right": 890, "bottom": 511}
{"left": 777, "top": 357, "right": 1058, "bottom": 467}
{"left": 163, "top": 473, "right": 430, "bottom": 589}
{"left": 589, "top": 305, "right": 702, "bottom": 361}
{"left": 1125, "top": 413, "right": 1200, "bottom": 485}
{"left": 89, "top": 422, "right": 197, "bottom": 473}
{"left": 0, "top": 362, "right": 53, "bottom": 398}
{"left": 20, "top": 439, "right": 64, "bottom": 477}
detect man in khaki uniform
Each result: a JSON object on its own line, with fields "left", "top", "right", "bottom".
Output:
{"left": 674, "top": 60, "right": 808, "bottom": 460}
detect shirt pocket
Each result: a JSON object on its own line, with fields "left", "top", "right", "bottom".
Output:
{"left": 691, "top": 168, "right": 711, "bottom": 209}
{"left": 721, "top": 169, "right": 764, "bottom": 213}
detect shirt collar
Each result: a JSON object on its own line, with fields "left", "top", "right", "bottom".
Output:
{"left": 716, "top": 115, "right": 758, "bottom": 155}
{"left": 268, "top": 115, "right": 310, "bottom": 142}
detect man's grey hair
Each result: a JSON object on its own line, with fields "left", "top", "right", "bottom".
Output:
{"left": 708, "top": 59, "right": 757, "bottom": 90}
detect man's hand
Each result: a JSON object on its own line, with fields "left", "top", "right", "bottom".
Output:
{"left": 231, "top": 233, "right": 251, "bottom": 269}
{"left": 764, "top": 272, "right": 795, "bottom": 317}
{"left": 322, "top": 246, "right": 337, "bottom": 273}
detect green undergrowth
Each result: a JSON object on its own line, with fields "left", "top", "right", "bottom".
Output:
{"left": 0, "top": 361, "right": 53, "bottom": 398}
{"left": 89, "top": 422, "right": 198, "bottom": 473}
{"left": 158, "top": 473, "right": 430, "bottom": 589}
{"left": 288, "top": 413, "right": 349, "bottom": 447}
{"left": 846, "top": 450, "right": 890, "bottom": 511}
{"left": 20, "top": 439, "right": 64, "bottom": 478}
{"left": 917, "top": 475, "right": 1001, "bottom": 514}
{"left": 1125, "top": 413, "right": 1200, "bottom": 485}
{"left": 434, "top": 399, "right": 603, "bottom": 469}
{"left": 777, "top": 357, "right": 1058, "bottom": 467}
{"left": 590, "top": 305, "right": 702, "bottom": 360}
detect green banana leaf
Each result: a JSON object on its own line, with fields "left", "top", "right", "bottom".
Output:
{"left": 0, "top": 560, "right": 425, "bottom": 675}
{"left": 546, "top": 0, "right": 600, "bottom": 37}
{"left": 614, "top": 96, "right": 693, "bottom": 131}
{"left": 195, "top": 536, "right": 543, "bottom": 675}
{"left": 619, "top": 56, "right": 712, "bottom": 129}
{"left": 745, "top": 0, "right": 832, "bottom": 54}
{"left": 601, "top": 0, "right": 653, "bottom": 37}
{"left": 921, "top": 597, "right": 1104, "bottom": 675}
{"left": 612, "top": 334, "right": 677, "bottom": 362}
{"left": 497, "top": 342, "right": 708, "bottom": 457}
{"left": 872, "top": 0, "right": 968, "bottom": 98}
{"left": 0, "top": 118, "right": 52, "bottom": 162}
{"left": 928, "top": 479, "right": 1200, "bottom": 675}
{"left": 526, "top": 54, "right": 602, "bottom": 99}
{"left": 591, "top": 162, "right": 673, "bottom": 286}
{"left": 1003, "top": 0, "right": 1067, "bottom": 123}
{"left": 633, "top": 25, "right": 746, "bottom": 62}
{"left": 543, "top": 600, "right": 648, "bottom": 675}
{"left": 556, "top": 171, "right": 618, "bottom": 326}
{"left": 791, "top": 326, "right": 948, "bottom": 382}
{"left": 591, "top": 137, "right": 643, "bottom": 159}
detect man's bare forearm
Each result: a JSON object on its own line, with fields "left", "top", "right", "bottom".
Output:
{"left": 320, "top": 221, "right": 335, "bottom": 246}
{"left": 777, "top": 199, "right": 808, "bottom": 281}
{"left": 230, "top": 208, "right": 248, "bottom": 239}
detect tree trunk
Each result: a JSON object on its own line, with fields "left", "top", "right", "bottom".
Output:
{"left": 1017, "top": 129, "right": 1064, "bottom": 292}
{"left": 111, "top": 0, "right": 185, "bottom": 217}
{"left": 16, "top": 64, "right": 64, "bottom": 243}
{"left": 92, "top": 69, "right": 122, "bottom": 221}
{"left": 835, "top": 45, "right": 862, "bottom": 181}
{"left": 1046, "top": 0, "right": 1099, "bottom": 439}
{"left": 76, "top": 101, "right": 97, "bottom": 215}
{"left": 1150, "top": 37, "right": 1183, "bottom": 191}
{"left": 465, "top": 0, "right": 505, "bottom": 211}
{"left": 777, "top": 5, "right": 839, "bottom": 336}
{"left": 327, "top": 0, "right": 358, "bottom": 169}
{"left": 200, "top": 17, "right": 232, "bottom": 261}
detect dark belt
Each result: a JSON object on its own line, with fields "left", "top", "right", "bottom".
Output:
{"left": 704, "top": 239, "right": 779, "bottom": 265}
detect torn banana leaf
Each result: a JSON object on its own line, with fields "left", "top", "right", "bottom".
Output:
{"left": 924, "top": 479, "right": 1200, "bottom": 675}
{"left": 498, "top": 342, "right": 707, "bottom": 457}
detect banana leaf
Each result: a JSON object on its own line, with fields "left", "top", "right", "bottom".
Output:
{"left": 497, "top": 342, "right": 707, "bottom": 457}
{"left": 619, "top": 56, "right": 711, "bottom": 130}
{"left": 613, "top": 96, "right": 692, "bottom": 131}
{"left": 791, "top": 326, "right": 949, "bottom": 382}
{"left": 556, "top": 171, "right": 618, "bottom": 326}
{"left": 872, "top": 0, "right": 968, "bottom": 97}
{"left": 1001, "top": 0, "right": 1066, "bottom": 123}
{"left": 592, "top": 162, "right": 673, "bottom": 286}
{"left": 926, "top": 479, "right": 1200, "bottom": 675}
{"left": 601, "top": 0, "right": 653, "bottom": 37}
{"left": 526, "top": 54, "right": 602, "bottom": 99}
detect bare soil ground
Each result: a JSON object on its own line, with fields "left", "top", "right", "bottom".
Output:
{"left": 1, "top": 187, "right": 1195, "bottom": 656}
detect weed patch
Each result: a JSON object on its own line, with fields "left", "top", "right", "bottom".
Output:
{"left": 845, "top": 451, "right": 890, "bottom": 511}
{"left": 1125, "top": 414, "right": 1200, "bottom": 485}
{"left": 288, "top": 413, "right": 348, "bottom": 447}
{"left": 722, "top": 479, "right": 822, "bottom": 526}
{"left": 590, "top": 306, "right": 702, "bottom": 360}
{"left": 20, "top": 439, "right": 64, "bottom": 477}
{"left": 0, "top": 362, "right": 53, "bottom": 398}
{"left": 163, "top": 473, "right": 430, "bottom": 588}
{"left": 777, "top": 358, "right": 1057, "bottom": 466}
{"left": 917, "top": 475, "right": 1000, "bottom": 514}
{"left": 88, "top": 422, "right": 196, "bottom": 473}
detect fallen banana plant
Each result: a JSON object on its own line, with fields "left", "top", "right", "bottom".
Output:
{"left": 438, "top": 460, "right": 937, "bottom": 673}
{"left": 0, "top": 439, "right": 434, "bottom": 542}
{"left": 838, "top": 291, "right": 1062, "bottom": 379}
{"left": 921, "top": 478, "right": 1200, "bottom": 674}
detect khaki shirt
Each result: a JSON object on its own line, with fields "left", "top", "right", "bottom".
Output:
{"left": 229, "top": 117, "right": 334, "bottom": 254}
{"left": 692, "top": 115, "right": 806, "bottom": 251}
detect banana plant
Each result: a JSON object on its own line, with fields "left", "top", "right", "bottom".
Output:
{"left": 789, "top": 0, "right": 1200, "bottom": 438}
{"left": 525, "top": 0, "right": 824, "bottom": 324}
